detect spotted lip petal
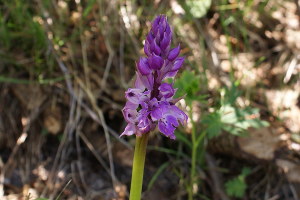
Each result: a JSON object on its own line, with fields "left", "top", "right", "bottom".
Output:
{"left": 121, "top": 15, "right": 187, "bottom": 139}
{"left": 158, "top": 121, "right": 176, "bottom": 139}
{"left": 150, "top": 103, "right": 187, "bottom": 139}
{"left": 125, "top": 88, "right": 149, "bottom": 104}
{"left": 158, "top": 114, "right": 180, "bottom": 139}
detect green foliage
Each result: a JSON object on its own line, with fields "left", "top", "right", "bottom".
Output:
{"left": 0, "top": 0, "right": 46, "bottom": 51}
{"left": 174, "top": 71, "right": 207, "bottom": 200}
{"left": 175, "top": 130, "right": 192, "bottom": 147}
{"left": 184, "top": 0, "right": 212, "bottom": 18}
{"left": 147, "top": 162, "right": 170, "bottom": 191}
{"left": 83, "top": 0, "right": 97, "bottom": 17}
{"left": 174, "top": 71, "right": 206, "bottom": 105}
{"left": 222, "top": 83, "right": 241, "bottom": 105}
{"left": 0, "top": 0, "right": 60, "bottom": 83}
{"left": 221, "top": 105, "right": 269, "bottom": 135}
{"left": 202, "top": 111, "right": 222, "bottom": 138}
{"left": 225, "top": 167, "right": 251, "bottom": 198}
{"left": 203, "top": 85, "right": 269, "bottom": 138}
{"left": 173, "top": 71, "right": 268, "bottom": 199}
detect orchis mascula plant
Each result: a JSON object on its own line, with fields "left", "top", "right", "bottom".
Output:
{"left": 121, "top": 15, "right": 187, "bottom": 200}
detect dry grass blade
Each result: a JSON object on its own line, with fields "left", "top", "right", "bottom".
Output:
{"left": 0, "top": 108, "right": 41, "bottom": 197}
{"left": 75, "top": 76, "right": 117, "bottom": 187}
{"left": 79, "top": 132, "right": 110, "bottom": 175}
{"left": 205, "top": 153, "right": 230, "bottom": 200}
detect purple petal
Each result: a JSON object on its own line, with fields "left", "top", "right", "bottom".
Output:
{"left": 150, "top": 106, "right": 163, "bottom": 121}
{"left": 137, "top": 115, "right": 151, "bottom": 133}
{"left": 125, "top": 88, "right": 143, "bottom": 104}
{"left": 168, "top": 45, "right": 180, "bottom": 61}
{"left": 137, "top": 57, "right": 151, "bottom": 75}
{"left": 166, "top": 115, "right": 179, "bottom": 127}
{"left": 158, "top": 121, "right": 176, "bottom": 139}
{"left": 150, "top": 108, "right": 162, "bottom": 121}
{"left": 172, "top": 56, "right": 185, "bottom": 71}
{"left": 160, "top": 15, "right": 167, "bottom": 31}
{"left": 136, "top": 106, "right": 152, "bottom": 134}
{"left": 140, "top": 102, "right": 148, "bottom": 110}
{"left": 134, "top": 72, "right": 146, "bottom": 90}
{"left": 152, "top": 15, "right": 161, "bottom": 27}
{"left": 158, "top": 26, "right": 164, "bottom": 39}
{"left": 125, "top": 101, "right": 139, "bottom": 109}
{"left": 146, "top": 33, "right": 154, "bottom": 43}
{"left": 144, "top": 41, "right": 151, "bottom": 57}
{"left": 165, "top": 24, "right": 171, "bottom": 35}
{"left": 159, "top": 83, "right": 175, "bottom": 98}
{"left": 162, "top": 57, "right": 184, "bottom": 79}
{"left": 152, "top": 16, "right": 161, "bottom": 34}
{"left": 165, "top": 71, "right": 178, "bottom": 78}
{"left": 159, "top": 104, "right": 188, "bottom": 125}
{"left": 170, "top": 105, "right": 188, "bottom": 125}
{"left": 148, "top": 54, "right": 164, "bottom": 70}
{"left": 121, "top": 123, "right": 136, "bottom": 137}
{"left": 150, "top": 40, "right": 161, "bottom": 55}
{"left": 135, "top": 72, "right": 154, "bottom": 90}
{"left": 156, "top": 104, "right": 188, "bottom": 139}
{"left": 146, "top": 73, "right": 154, "bottom": 89}
{"left": 160, "top": 32, "right": 171, "bottom": 50}
{"left": 122, "top": 108, "right": 138, "bottom": 123}
{"left": 148, "top": 97, "right": 159, "bottom": 107}
{"left": 125, "top": 88, "right": 149, "bottom": 104}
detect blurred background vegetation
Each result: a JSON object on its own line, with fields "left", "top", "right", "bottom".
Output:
{"left": 0, "top": 0, "right": 300, "bottom": 199}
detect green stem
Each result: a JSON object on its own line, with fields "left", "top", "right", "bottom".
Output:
{"left": 188, "top": 110, "right": 207, "bottom": 200}
{"left": 188, "top": 146, "right": 197, "bottom": 200}
{"left": 129, "top": 134, "right": 149, "bottom": 200}
{"left": 188, "top": 109, "right": 196, "bottom": 200}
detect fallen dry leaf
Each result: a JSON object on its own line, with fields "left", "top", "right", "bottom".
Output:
{"left": 238, "top": 127, "right": 284, "bottom": 160}
{"left": 276, "top": 159, "right": 300, "bottom": 183}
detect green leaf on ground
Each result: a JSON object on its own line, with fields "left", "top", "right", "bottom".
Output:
{"left": 225, "top": 167, "right": 251, "bottom": 198}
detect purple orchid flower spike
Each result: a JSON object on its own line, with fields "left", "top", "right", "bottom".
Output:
{"left": 121, "top": 15, "right": 187, "bottom": 140}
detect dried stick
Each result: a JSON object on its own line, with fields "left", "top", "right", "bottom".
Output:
{"left": 205, "top": 153, "right": 230, "bottom": 200}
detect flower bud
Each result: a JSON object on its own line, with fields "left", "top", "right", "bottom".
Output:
{"left": 172, "top": 56, "right": 185, "bottom": 71}
{"left": 160, "top": 32, "right": 171, "bottom": 50}
{"left": 148, "top": 54, "right": 164, "bottom": 70}
{"left": 137, "top": 57, "right": 151, "bottom": 75}
{"left": 150, "top": 40, "right": 161, "bottom": 55}
{"left": 168, "top": 45, "right": 180, "bottom": 61}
